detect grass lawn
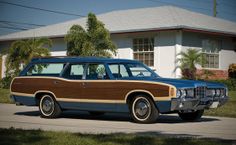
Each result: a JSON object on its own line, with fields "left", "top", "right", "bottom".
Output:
{"left": 0, "top": 128, "right": 234, "bottom": 145}
{"left": 0, "top": 88, "right": 11, "bottom": 104}
{"left": 205, "top": 91, "right": 236, "bottom": 118}
{"left": 0, "top": 88, "right": 235, "bottom": 118}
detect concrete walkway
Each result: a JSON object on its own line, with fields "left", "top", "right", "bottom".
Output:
{"left": 0, "top": 103, "right": 236, "bottom": 140}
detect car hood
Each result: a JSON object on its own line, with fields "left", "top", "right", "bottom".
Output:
{"left": 132, "top": 77, "right": 226, "bottom": 89}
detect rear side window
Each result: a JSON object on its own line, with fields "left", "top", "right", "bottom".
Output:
{"left": 26, "top": 63, "right": 64, "bottom": 76}
{"left": 108, "top": 64, "right": 129, "bottom": 78}
{"left": 86, "top": 64, "right": 109, "bottom": 80}
{"left": 63, "top": 64, "right": 86, "bottom": 80}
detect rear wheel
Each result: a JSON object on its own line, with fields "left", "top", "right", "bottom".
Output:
{"left": 130, "top": 94, "right": 159, "bottom": 123}
{"left": 178, "top": 110, "right": 204, "bottom": 121}
{"left": 39, "top": 94, "right": 62, "bottom": 118}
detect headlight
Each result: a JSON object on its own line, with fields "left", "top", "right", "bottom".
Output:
{"left": 176, "top": 89, "right": 181, "bottom": 98}
{"left": 177, "top": 89, "right": 194, "bottom": 98}
{"left": 216, "top": 89, "right": 221, "bottom": 97}
{"left": 186, "top": 89, "right": 194, "bottom": 97}
{"left": 180, "top": 89, "right": 186, "bottom": 97}
{"left": 206, "top": 89, "right": 215, "bottom": 97}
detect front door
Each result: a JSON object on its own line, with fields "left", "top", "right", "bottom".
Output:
{"left": 80, "top": 63, "right": 117, "bottom": 111}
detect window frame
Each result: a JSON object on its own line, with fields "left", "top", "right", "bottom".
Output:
{"left": 84, "top": 63, "right": 110, "bottom": 80}
{"left": 61, "top": 63, "right": 87, "bottom": 80}
{"left": 133, "top": 37, "right": 154, "bottom": 67}
{"left": 202, "top": 39, "right": 221, "bottom": 69}
{"left": 107, "top": 63, "right": 132, "bottom": 79}
{"left": 107, "top": 62, "right": 158, "bottom": 79}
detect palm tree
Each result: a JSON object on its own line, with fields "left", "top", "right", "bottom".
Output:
{"left": 176, "top": 48, "right": 204, "bottom": 80}
{"left": 65, "top": 13, "right": 116, "bottom": 57}
{"left": 5, "top": 38, "right": 52, "bottom": 77}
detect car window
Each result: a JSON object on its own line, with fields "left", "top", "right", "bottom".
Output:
{"left": 127, "top": 63, "right": 152, "bottom": 77}
{"left": 108, "top": 64, "right": 129, "bottom": 78}
{"left": 108, "top": 63, "right": 153, "bottom": 78}
{"left": 63, "top": 64, "right": 85, "bottom": 80}
{"left": 86, "top": 64, "right": 109, "bottom": 80}
{"left": 26, "top": 63, "right": 64, "bottom": 76}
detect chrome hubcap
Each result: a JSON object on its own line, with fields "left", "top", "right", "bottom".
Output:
{"left": 134, "top": 98, "right": 150, "bottom": 119}
{"left": 43, "top": 99, "right": 53, "bottom": 112}
{"left": 41, "top": 96, "right": 54, "bottom": 115}
{"left": 136, "top": 101, "right": 148, "bottom": 116}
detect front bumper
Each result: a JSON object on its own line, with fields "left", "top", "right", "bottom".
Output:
{"left": 170, "top": 95, "right": 229, "bottom": 111}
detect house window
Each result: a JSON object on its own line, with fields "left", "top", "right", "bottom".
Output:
{"left": 133, "top": 38, "right": 154, "bottom": 66}
{"left": 202, "top": 40, "right": 221, "bottom": 68}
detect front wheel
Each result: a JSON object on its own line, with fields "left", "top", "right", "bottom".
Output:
{"left": 39, "top": 94, "right": 62, "bottom": 118}
{"left": 130, "top": 95, "right": 159, "bottom": 123}
{"left": 178, "top": 110, "right": 204, "bottom": 121}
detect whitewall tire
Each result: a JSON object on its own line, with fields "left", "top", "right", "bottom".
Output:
{"left": 130, "top": 95, "right": 159, "bottom": 123}
{"left": 39, "top": 94, "right": 61, "bottom": 118}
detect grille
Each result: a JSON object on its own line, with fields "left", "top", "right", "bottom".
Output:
{"left": 195, "top": 87, "right": 206, "bottom": 99}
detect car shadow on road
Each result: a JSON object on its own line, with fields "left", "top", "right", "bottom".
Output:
{"left": 15, "top": 110, "right": 220, "bottom": 124}
{"left": 15, "top": 110, "right": 39, "bottom": 116}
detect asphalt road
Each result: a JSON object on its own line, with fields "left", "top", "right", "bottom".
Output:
{"left": 0, "top": 103, "right": 236, "bottom": 140}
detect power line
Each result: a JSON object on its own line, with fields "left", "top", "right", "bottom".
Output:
{"left": 0, "top": 20, "right": 45, "bottom": 27}
{"left": 0, "top": 22, "right": 30, "bottom": 30}
{"left": 0, "top": 1, "right": 85, "bottom": 17}
{"left": 0, "top": 22, "right": 32, "bottom": 30}
{"left": 0, "top": 26, "right": 28, "bottom": 30}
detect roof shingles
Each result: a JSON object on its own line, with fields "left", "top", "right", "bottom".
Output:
{"left": 1, "top": 6, "right": 236, "bottom": 41}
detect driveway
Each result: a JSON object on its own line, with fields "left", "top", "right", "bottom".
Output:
{"left": 0, "top": 103, "right": 236, "bottom": 140}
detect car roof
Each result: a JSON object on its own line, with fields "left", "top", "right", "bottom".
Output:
{"left": 30, "top": 56, "right": 139, "bottom": 64}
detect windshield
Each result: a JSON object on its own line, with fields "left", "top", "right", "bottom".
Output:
{"left": 108, "top": 63, "right": 158, "bottom": 79}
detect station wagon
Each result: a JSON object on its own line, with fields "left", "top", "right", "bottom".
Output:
{"left": 10, "top": 57, "right": 228, "bottom": 123}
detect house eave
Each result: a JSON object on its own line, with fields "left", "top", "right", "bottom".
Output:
{"left": 0, "top": 26, "right": 236, "bottom": 42}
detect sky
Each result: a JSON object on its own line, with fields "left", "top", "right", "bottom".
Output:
{"left": 0, "top": 0, "right": 236, "bottom": 36}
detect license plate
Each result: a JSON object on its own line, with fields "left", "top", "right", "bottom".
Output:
{"left": 210, "top": 102, "right": 219, "bottom": 108}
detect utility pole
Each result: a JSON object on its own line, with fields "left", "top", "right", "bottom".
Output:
{"left": 213, "top": 0, "right": 217, "bottom": 17}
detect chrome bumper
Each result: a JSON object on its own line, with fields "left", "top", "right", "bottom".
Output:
{"left": 170, "top": 95, "right": 229, "bottom": 111}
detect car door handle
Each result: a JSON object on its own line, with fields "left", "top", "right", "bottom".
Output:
{"left": 82, "top": 82, "right": 87, "bottom": 87}
{"left": 14, "top": 82, "right": 22, "bottom": 85}
{"left": 54, "top": 80, "right": 60, "bottom": 84}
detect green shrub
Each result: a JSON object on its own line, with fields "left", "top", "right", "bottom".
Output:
{"left": 209, "top": 78, "right": 236, "bottom": 91}
{"left": 0, "top": 76, "right": 13, "bottom": 89}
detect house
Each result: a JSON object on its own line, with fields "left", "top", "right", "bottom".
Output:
{"left": 0, "top": 6, "right": 236, "bottom": 79}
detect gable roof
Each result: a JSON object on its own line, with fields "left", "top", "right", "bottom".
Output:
{"left": 1, "top": 5, "right": 236, "bottom": 41}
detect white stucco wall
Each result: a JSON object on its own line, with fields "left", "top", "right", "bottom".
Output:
{"left": 182, "top": 31, "right": 236, "bottom": 70}
{"left": 51, "top": 38, "right": 67, "bottom": 52}
{"left": 220, "top": 50, "right": 236, "bottom": 70}
{"left": 155, "top": 31, "right": 177, "bottom": 78}
{"left": 112, "top": 36, "right": 133, "bottom": 59}
{"left": 50, "top": 51, "right": 67, "bottom": 56}
{"left": 1, "top": 55, "right": 6, "bottom": 78}
{"left": 112, "top": 31, "right": 177, "bottom": 78}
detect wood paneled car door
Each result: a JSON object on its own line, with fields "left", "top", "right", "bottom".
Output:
{"left": 79, "top": 63, "right": 117, "bottom": 111}
{"left": 59, "top": 63, "right": 86, "bottom": 100}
